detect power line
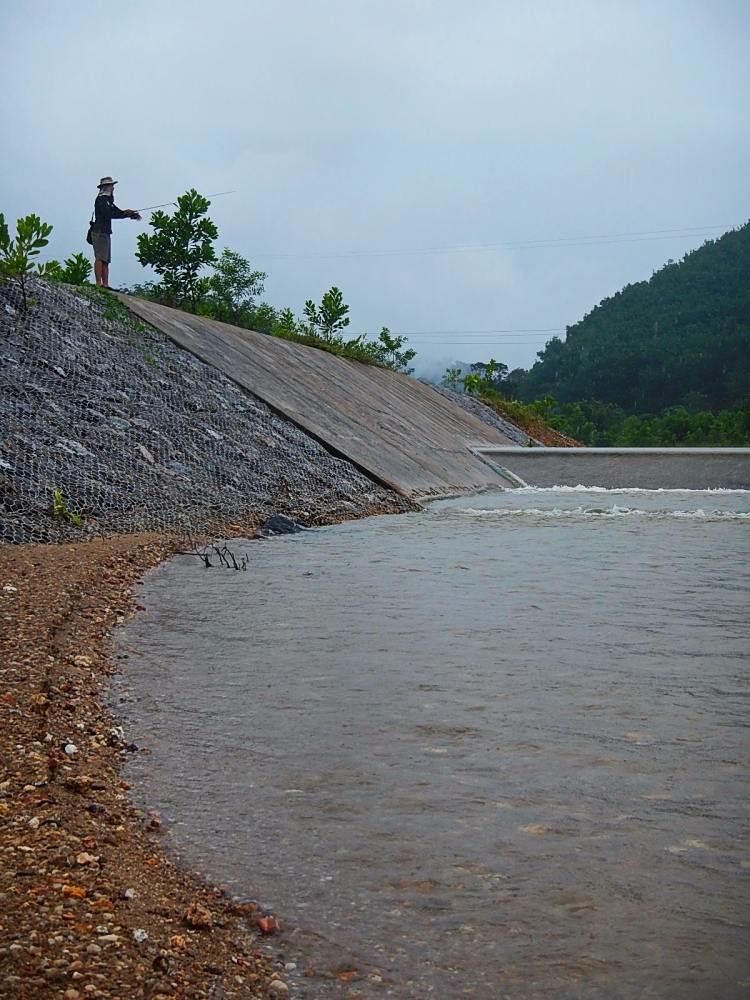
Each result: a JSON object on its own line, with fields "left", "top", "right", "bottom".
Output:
{"left": 249, "top": 223, "right": 735, "bottom": 261}
{"left": 376, "top": 328, "right": 563, "bottom": 336}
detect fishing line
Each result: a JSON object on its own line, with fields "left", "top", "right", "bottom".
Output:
{"left": 135, "top": 190, "right": 237, "bottom": 213}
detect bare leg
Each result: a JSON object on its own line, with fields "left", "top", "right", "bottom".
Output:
{"left": 102, "top": 262, "right": 110, "bottom": 288}
{"left": 94, "top": 260, "right": 104, "bottom": 285}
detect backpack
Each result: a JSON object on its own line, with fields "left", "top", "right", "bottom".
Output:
{"left": 86, "top": 208, "right": 95, "bottom": 245}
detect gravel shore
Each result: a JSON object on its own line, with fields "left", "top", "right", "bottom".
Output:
{"left": 0, "top": 533, "right": 324, "bottom": 999}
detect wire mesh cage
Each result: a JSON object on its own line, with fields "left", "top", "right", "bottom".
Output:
{"left": 0, "top": 278, "right": 409, "bottom": 545}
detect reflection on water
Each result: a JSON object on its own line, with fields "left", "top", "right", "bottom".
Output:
{"left": 116, "top": 488, "right": 750, "bottom": 999}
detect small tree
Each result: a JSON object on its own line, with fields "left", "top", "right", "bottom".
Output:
{"left": 303, "top": 286, "right": 350, "bottom": 341}
{"left": 136, "top": 189, "right": 218, "bottom": 313}
{"left": 204, "top": 248, "right": 266, "bottom": 325}
{"left": 371, "top": 327, "right": 416, "bottom": 374}
{"left": 0, "top": 211, "right": 56, "bottom": 310}
{"left": 441, "top": 367, "right": 464, "bottom": 391}
{"left": 273, "top": 306, "right": 299, "bottom": 338}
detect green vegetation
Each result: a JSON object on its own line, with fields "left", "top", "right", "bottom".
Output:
{"left": 129, "top": 190, "right": 416, "bottom": 373}
{"left": 52, "top": 488, "right": 83, "bottom": 526}
{"left": 135, "top": 189, "right": 219, "bottom": 313}
{"left": 57, "top": 252, "right": 93, "bottom": 285}
{"left": 517, "top": 222, "right": 750, "bottom": 412}
{"left": 44, "top": 252, "right": 94, "bottom": 285}
{"left": 446, "top": 222, "right": 750, "bottom": 446}
{"left": 541, "top": 397, "right": 750, "bottom": 447}
{"left": 0, "top": 211, "right": 56, "bottom": 310}
{"left": 202, "top": 247, "right": 266, "bottom": 326}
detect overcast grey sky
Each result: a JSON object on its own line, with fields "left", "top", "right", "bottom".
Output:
{"left": 2, "top": 1, "right": 748, "bottom": 376}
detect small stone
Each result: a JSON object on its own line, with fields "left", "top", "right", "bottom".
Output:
{"left": 132, "top": 928, "right": 148, "bottom": 944}
{"left": 257, "top": 914, "right": 280, "bottom": 935}
{"left": 63, "top": 743, "right": 78, "bottom": 756}
{"left": 62, "top": 885, "right": 87, "bottom": 900}
{"left": 268, "top": 982, "right": 289, "bottom": 996}
{"left": 184, "top": 900, "right": 213, "bottom": 929}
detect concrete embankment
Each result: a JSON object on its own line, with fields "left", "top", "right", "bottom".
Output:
{"left": 118, "top": 294, "right": 517, "bottom": 499}
{"left": 475, "top": 446, "right": 750, "bottom": 489}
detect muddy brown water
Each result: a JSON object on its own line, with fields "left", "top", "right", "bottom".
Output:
{"left": 115, "top": 488, "right": 750, "bottom": 998}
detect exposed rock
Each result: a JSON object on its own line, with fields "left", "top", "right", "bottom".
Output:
{"left": 429, "top": 383, "right": 534, "bottom": 445}
{"left": 257, "top": 514, "right": 304, "bottom": 536}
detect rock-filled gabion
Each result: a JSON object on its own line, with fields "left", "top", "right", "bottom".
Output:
{"left": 429, "top": 383, "right": 534, "bottom": 446}
{"left": 0, "top": 278, "right": 411, "bottom": 544}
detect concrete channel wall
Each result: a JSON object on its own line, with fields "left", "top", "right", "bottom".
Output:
{"left": 474, "top": 447, "right": 750, "bottom": 490}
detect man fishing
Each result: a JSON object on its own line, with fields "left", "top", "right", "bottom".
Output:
{"left": 91, "top": 176, "right": 141, "bottom": 288}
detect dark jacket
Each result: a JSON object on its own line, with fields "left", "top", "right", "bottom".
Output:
{"left": 93, "top": 194, "right": 128, "bottom": 235}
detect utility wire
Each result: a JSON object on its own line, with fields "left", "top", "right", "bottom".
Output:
{"left": 376, "top": 327, "right": 563, "bottom": 335}
{"left": 250, "top": 223, "right": 735, "bottom": 261}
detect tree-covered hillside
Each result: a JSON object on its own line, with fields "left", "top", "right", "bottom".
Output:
{"left": 517, "top": 222, "right": 750, "bottom": 412}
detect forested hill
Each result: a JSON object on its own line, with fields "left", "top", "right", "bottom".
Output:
{"left": 517, "top": 221, "right": 750, "bottom": 412}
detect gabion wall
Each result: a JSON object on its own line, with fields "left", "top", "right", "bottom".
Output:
{"left": 0, "top": 278, "right": 410, "bottom": 544}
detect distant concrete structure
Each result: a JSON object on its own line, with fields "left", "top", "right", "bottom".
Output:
{"left": 474, "top": 447, "right": 750, "bottom": 490}
{"left": 118, "top": 296, "right": 517, "bottom": 499}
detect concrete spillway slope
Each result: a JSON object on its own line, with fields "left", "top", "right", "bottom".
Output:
{"left": 118, "top": 296, "right": 516, "bottom": 499}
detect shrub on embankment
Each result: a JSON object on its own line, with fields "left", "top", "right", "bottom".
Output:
{"left": 0, "top": 278, "right": 410, "bottom": 544}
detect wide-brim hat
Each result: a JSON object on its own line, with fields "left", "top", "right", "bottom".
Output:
{"left": 97, "top": 176, "right": 118, "bottom": 187}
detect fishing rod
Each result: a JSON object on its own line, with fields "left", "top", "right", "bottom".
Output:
{"left": 135, "top": 190, "right": 237, "bottom": 213}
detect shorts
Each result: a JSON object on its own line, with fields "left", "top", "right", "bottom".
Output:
{"left": 91, "top": 232, "right": 111, "bottom": 263}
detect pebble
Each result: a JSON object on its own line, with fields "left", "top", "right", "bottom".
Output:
{"left": 132, "top": 929, "right": 149, "bottom": 944}
{"left": 268, "top": 981, "right": 289, "bottom": 996}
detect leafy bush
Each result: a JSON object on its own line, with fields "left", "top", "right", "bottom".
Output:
{"left": 201, "top": 248, "right": 266, "bottom": 325}
{"left": 441, "top": 367, "right": 464, "bottom": 390}
{"left": 136, "top": 189, "right": 218, "bottom": 312}
{"left": 367, "top": 327, "right": 416, "bottom": 374}
{"left": 59, "top": 252, "right": 93, "bottom": 285}
{"left": 43, "top": 252, "right": 93, "bottom": 286}
{"left": 0, "top": 211, "right": 55, "bottom": 310}
{"left": 302, "top": 287, "right": 350, "bottom": 341}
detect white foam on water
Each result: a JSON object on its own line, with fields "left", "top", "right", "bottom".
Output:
{"left": 458, "top": 505, "right": 750, "bottom": 521}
